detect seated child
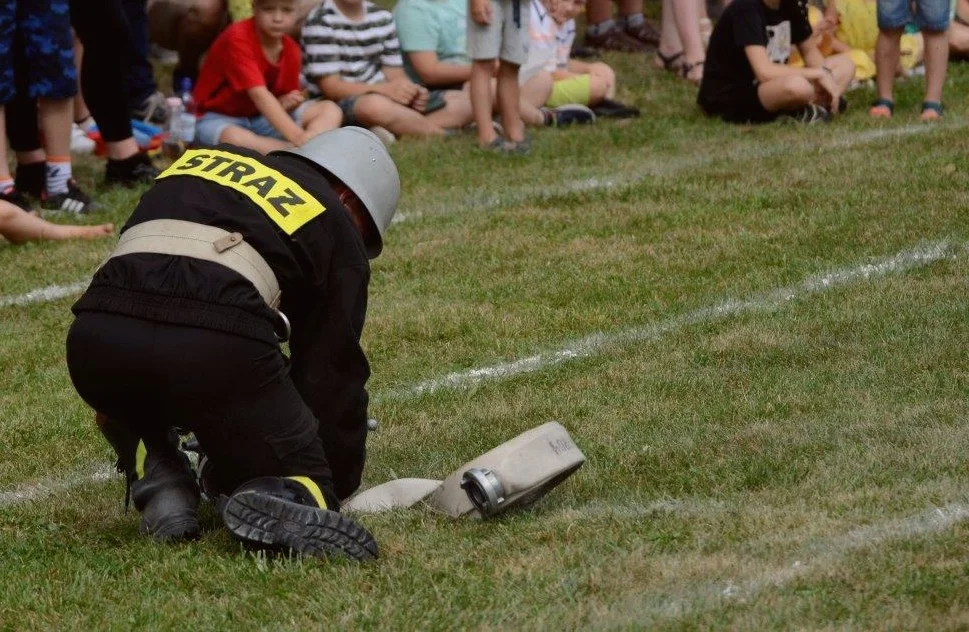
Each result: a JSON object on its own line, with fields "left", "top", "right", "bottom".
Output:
{"left": 538, "top": 0, "right": 640, "bottom": 119}
{"left": 698, "top": 0, "right": 855, "bottom": 124}
{"left": 393, "top": 0, "right": 611, "bottom": 131}
{"left": 194, "top": 0, "right": 343, "bottom": 153}
{"left": 302, "top": 0, "right": 473, "bottom": 141}
{"left": 0, "top": 200, "right": 113, "bottom": 244}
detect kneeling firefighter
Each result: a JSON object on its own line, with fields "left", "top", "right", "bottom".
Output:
{"left": 65, "top": 127, "right": 399, "bottom": 561}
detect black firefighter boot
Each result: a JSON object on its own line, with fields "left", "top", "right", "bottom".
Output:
{"left": 97, "top": 414, "right": 201, "bottom": 541}
{"left": 221, "top": 476, "right": 378, "bottom": 560}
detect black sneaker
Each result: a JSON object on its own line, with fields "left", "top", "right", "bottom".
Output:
{"left": 569, "top": 43, "right": 600, "bottom": 59}
{"left": 14, "top": 161, "right": 45, "bottom": 199}
{"left": 592, "top": 98, "right": 641, "bottom": 119}
{"left": 0, "top": 186, "right": 35, "bottom": 211}
{"left": 788, "top": 103, "right": 831, "bottom": 124}
{"left": 42, "top": 180, "right": 99, "bottom": 214}
{"left": 545, "top": 104, "right": 597, "bottom": 127}
{"left": 105, "top": 152, "right": 160, "bottom": 188}
{"left": 221, "top": 477, "right": 379, "bottom": 561}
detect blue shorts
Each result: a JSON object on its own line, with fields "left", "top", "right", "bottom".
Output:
{"left": 877, "top": 0, "right": 951, "bottom": 31}
{"left": 196, "top": 101, "right": 312, "bottom": 146}
{"left": 0, "top": 0, "right": 77, "bottom": 103}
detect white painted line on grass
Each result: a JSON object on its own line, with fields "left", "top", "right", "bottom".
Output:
{"left": 0, "top": 464, "right": 114, "bottom": 509}
{"left": 392, "top": 122, "right": 962, "bottom": 224}
{"left": 0, "top": 280, "right": 89, "bottom": 308}
{"left": 633, "top": 501, "right": 969, "bottom": 624}
{"left": 0, "top": 239, "right": 959, "bottom": 509}
{"left": 1, "top": 239, "right": 959, "bottom": 508}
{"left": 376, "top": 239, "right": 958, "bottom": 403}
{"left": 0, "top": 123, "right": 958, "bottom": 309}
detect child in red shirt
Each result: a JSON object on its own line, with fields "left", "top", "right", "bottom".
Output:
{"left": 194, "top": 0, "right": 342, "bottom": 153}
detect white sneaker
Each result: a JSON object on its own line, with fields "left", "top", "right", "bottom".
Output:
{"left": 368, "top": 126, "right": 396, "bottom": 147}
{"left": 70, "top": 123, "right": 96, "bottom": 155}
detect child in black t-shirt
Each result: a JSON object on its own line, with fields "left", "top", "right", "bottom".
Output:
{"left": 698, "top": 0, "right": 855, "bottom": 123}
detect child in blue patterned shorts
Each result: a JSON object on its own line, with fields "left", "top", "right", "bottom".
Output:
{"left": 869, "top": 0, "right": 950, "bottom": 120}
{"left": 0, "top": 0, "right": 96, "bottom": 214}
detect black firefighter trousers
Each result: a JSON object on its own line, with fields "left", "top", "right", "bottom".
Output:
{"left": 66, "top": 311, "right": 340, "bottom": 509}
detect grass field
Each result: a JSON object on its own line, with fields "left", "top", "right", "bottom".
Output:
{"left": 3, "top": 53, "right": 969, "bottom": 630}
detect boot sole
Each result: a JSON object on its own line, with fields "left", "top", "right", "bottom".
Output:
{"left": 222, "top": 492, "right": 379, "bottom": 561}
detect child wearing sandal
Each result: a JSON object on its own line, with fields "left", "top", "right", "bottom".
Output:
{"left": 868, "top": 0, "right": 949, "bottom": 120}
{"left": 469, "top": 0, "right": 529, "bottom": 151}
{"left": 698, "top": 0, "right": 855, "bottom": 124}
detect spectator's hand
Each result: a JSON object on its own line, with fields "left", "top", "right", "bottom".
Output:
{"left": 815, "top": 68, "right": 841, "bottom": 114}
{"left": 279, "top": 90, "right": 306, "bottom": 112}
{"left": 291, "top": 130, "right": 318, "bottom": 147}
{"left": 410, "top": 86, "right": 429, "bottom": 112}
{"left": 471, "top": 0, "right": 493, "bottom": 25}
{"left": 380, "top": 78, "right": 421, "bottom": 105}
{"left": 814, "top": 16, "right": 837, "bottom": 35}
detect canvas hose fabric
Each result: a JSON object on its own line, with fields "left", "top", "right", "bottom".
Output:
{"left": 343, "top": 421, "right": 586, "bottom": 518}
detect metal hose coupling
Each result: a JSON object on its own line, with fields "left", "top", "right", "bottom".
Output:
{"left": 460, "top": 468, "right": 506, "bottom": 517}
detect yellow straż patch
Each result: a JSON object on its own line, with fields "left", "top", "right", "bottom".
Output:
{"left": 156, "top": 149, "right": 326, "bottom": 235}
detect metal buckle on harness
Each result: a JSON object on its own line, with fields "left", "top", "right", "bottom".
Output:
{"left": 274, "top": 309, "right": 291, "bottom": 343}
{"left": 460, "top": 467, "right": 506, "bottom": 517}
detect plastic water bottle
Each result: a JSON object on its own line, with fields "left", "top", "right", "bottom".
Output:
{"left": 178, "top": 77, "right": 196, "bottom": 145}
{"left": 164, "top": 96, "right": 185, "bottom": 158}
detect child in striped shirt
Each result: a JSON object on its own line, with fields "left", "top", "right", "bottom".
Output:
{"left": 302, "top": 0, "right": 473, "bottom": 140}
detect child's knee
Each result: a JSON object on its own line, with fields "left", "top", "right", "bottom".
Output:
{"left": 0, "top": 200, "right": 17, "bottom": 223}
{"left": 315, "top": 99, "right": 342, "bottom": 119}
{"left": 591, "top": 62, "right": 616, "bottom": 85}
{"left": 354, "top": 93, "right": 400, "bottom": 124}
{"left": 589, "top": 75, "right": 610, "bottom": 101}
{"left": 302, "top": 100, "right": 342, "bottom": 128}
{"left": 217, "top": 125, "right": 248, "bottom": 144}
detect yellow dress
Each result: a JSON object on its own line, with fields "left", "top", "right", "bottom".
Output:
{"left": 836, "top": 0, "right": 923, "bottom": 73}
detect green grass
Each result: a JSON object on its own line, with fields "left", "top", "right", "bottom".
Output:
{"left": 3, "top": 56, "right": 969, "bottom": 630}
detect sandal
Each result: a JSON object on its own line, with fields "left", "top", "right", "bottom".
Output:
{"left": 682, "top": 60, "right": 704, "bottom": 85}
{"left": 654, "top": 49, "right": 684, "bottom": 73}
{"left": 868, "top": 97, "right": 894, "bottom": 118}
{"left": 920, "top": 101, "right": 943, "bottom": 121}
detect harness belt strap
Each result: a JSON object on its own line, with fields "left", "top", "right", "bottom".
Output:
{"left": 343, "top": 421, "right": 586, "bottom": 518}
{"left": 107, "top": 219, "right": 282, "bottom": 309}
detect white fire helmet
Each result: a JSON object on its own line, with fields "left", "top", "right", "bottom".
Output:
{"left": 277, "top": 127, "right": 400, "bottom": 258}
